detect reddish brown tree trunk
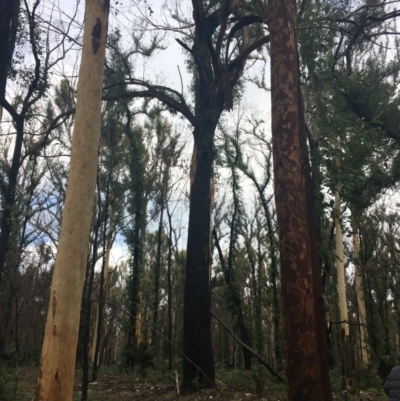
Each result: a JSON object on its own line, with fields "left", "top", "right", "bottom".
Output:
{"left": 269, "top": 0, "right": 331, "bottom": 399}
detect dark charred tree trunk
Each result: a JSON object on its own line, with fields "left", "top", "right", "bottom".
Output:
{"left": 0, "top": 117, "right": 23, "bottom": 284}
{"left": 0, "top": 0, "right": 19, "bottom": 103}
{"left": 269, "top": 0, "right": 331, "bottom": 399}
{"left": 182, "top": 106, "right": 223, "bottom": 390}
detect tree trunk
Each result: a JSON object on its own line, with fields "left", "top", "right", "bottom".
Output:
{"left": 92, "top": 188, "right": 114, "bottom": 381}
{"left": 35, "top": 0, "right": 109, "bottom": 399}
{"left": 0, "top": 0, "right": 20, "bottom": 120}
{"left": 166, "top": 205, "right": 173, "bottom": 370}
{"left": 126, "top": 127, "right": 147, "bottom": 369}
{"left": 351, "top": 222, "right": 368, "bottom": 365}
{"left": 334, "top": 190, "right": 352, "bottom": 388}
{"left": 0, "top": 118, "right": 23, "bottom": 284}
{"left": 81, "top": 204, "right": 101, "bottom": 401}
{"left": 127, "top": 206, "right": 144, "bottom": 369}
{"left": 182, "top": 116, "right": 220, "bottom": 391}
{"left": 151, "top": 202, "right": 164, "bottom": 347}
{"left": 269, "top": 0, "right": 329, "bottom": 399}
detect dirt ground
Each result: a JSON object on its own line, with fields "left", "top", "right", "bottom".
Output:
{"left": 72, "top": 370, "right": 387, "bottom": 401}
{"left": 75, "top": 371, "right": 284, "bottom": 401}
{"left": 2, "top": 366, "right": 389, "bottom": 401}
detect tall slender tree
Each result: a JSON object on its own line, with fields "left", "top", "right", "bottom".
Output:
{"left": 269, "top": 0, "right": 332, "bottom": 399}
{"left": 35, "top": 0, "right": 109, "bottom": 399}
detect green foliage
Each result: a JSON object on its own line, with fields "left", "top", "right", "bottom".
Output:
{"left": 0, "top": 360, "right": 35, "bottom": 401}
{"left": 329, "top": 368, "right": 388, "bottom": 401}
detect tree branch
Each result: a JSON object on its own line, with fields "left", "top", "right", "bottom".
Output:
{"left": 103, "top": 89, "right": 196, "bottom": 126}
{"left": 210, "top": 310, "right": 285, "bottom": 383}
{"left": 228, "top": 35, "right": 270, "bottom": 78}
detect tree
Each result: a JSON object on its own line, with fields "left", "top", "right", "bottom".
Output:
{"left": 269, "top": 0, "right": 332, "bottom": 399}
{"left": 88, "top": 0, "right": 272, "bottom": 387}
{"left": 125, "top": 121, "right": 149, "bottom": 370}
{"left": 0, "top": 0, "right": 20, "bottom": 114}
{"left": 35, "top": 0, "right": 109, "bottom": 399}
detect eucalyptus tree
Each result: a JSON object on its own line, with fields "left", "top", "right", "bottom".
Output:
{"left": 35, "top": 0, "right": 109, "bottom": 399}
{"left": 268, "top": 0, "right": 333, "bottom": 398}
{"left": 293, "top": 4, "right": 400, "bottom": 392}
{"left": 99, "top": 0, "right": 272, "bottom": 388}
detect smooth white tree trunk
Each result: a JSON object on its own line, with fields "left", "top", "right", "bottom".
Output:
{"left": 35, "top": 0, "right": 109, "bottom": 399}
{"left": 335, "top": 189, "right": 352, "bottom": 388}
{"left": 335, "top": 190, "right": 349, "bottom": 337}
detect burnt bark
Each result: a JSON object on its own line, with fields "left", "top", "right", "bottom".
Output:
{"left": 0, "top": 0, "right": 19, "bottom": 103}
{"left": 181, "top": 4, "right": 231, "bottom": 386}
{"left": 269, "top": 0, "right": 331, "bottom": 399}
{"left": 182, "top": 115, "right": 220, "bottom": 390}
{"left": 0, "top": 117, "right": 23, "bottom": 284}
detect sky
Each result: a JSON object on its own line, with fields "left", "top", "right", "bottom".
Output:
{"left": 2, "top": 0, "right": 272, "bottom": 268}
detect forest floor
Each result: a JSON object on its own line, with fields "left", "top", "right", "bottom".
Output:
{"left": 0, "top": 365, "right": 390, "bottom": 401}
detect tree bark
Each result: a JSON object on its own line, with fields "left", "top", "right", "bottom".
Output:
{"left": 166, "top": 205, "right": 173, "bottom": 370}
{"left": 182, "top": 114, "right": 222, "bottom": 390}
{"left": 269, "top": 0, "right": 330, "bottom": 399}
{"left": 351, "top": 221, "right": 368, "bottom": 365}
{"left": 125, "top": 121, "right": 147, "bottom": 369}
{"left": 35, "top": 0, "right": 109, "bottom": 399}
{"left": 334, "top": 190, "right": 352, "bottom": 388}
{"left": 0, "top": 0, "right": 20, "bottom": 103}
{"left": 0, "top": 117, "right": 23, "bottom": 284}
